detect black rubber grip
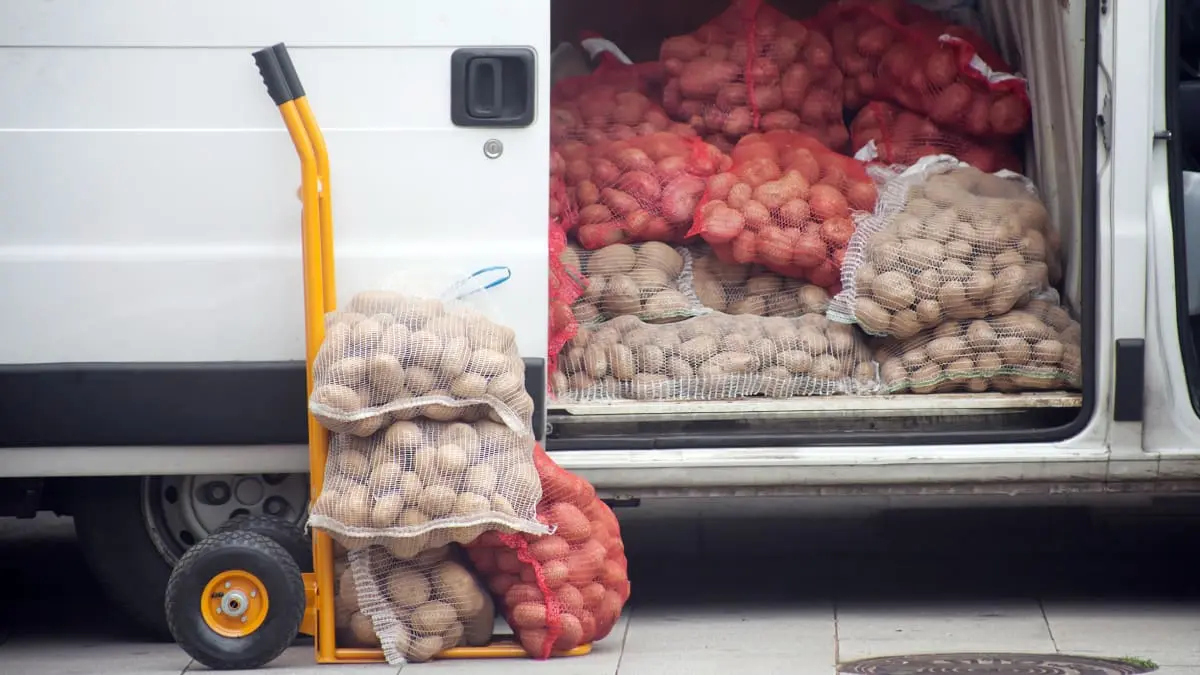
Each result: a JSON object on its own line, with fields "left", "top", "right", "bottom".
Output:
{"left": 252, "top": 46, "right": 294, "bottom": 106}
{"left": 271, "top": 43, "right": 306, "bottom": 99}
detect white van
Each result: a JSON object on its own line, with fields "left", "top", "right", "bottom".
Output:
{"left": 0, "top": 0, "right": 1194, "bottom": 639}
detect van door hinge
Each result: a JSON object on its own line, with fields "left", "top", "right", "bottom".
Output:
{"left": 1154, "top": 129, "right": 1173, "bottom": 141}
{"left": 1099, "top": 0, "right": 1108, "bottom": 15}
{"left": 1097, "top": 93, "right": 1112, "bottom": 150}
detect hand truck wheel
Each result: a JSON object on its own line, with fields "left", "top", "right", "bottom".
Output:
{"left": 214, "top": 514, "right": 313, "bottom": 573}
{"left": 165, "top": 529, "right": 306, "bottom": 670}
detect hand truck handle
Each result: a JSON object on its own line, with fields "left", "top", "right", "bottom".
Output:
{"left": 271, "top": 43, "right": 307, "bottom": 100}
{"left": 251, "top": 44, "right": 295, "bottom": 106}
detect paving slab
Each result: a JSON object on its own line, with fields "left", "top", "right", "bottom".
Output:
{"left": 1042, "top": 601, "right": 1200, "bottom": 667}
{"left": 617, "top": 602, "right": 835, "bottom": 675}
{"left": 835, "top": 600, "right": 1056, "bottom": 661}
{"left": 0, "top": 639, "right": 190, "bottom": 675}
{"left": 411, "top": 614, "right": 629, "bottom": 675}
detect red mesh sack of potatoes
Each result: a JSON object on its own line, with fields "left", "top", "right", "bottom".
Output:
{"left": 688, "top": 130, "right": 878, "bottom": 291}
{"left": 819, "top": 0, "right": 1031, "bottom": 140}
{"left": 850, "top": 101, "right": 1021, "bottom": 174}
{"left": 548, "top": 216, "right": 587, "bottom": 382}
{"left": 659, "top": 0, "right": 849, "bottom": 153}
{"left": 550, "top": 155, "right": 576, "bottom": 227}
{"left": 552, "top": 53, "right": 730, "bottom": 249}
{"left": 466, "top": 444, "right": 629, "bottom": 659}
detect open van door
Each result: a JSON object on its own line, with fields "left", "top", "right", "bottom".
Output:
{"left": 1147, "top": 0, "right": 1200, "bottom": 471}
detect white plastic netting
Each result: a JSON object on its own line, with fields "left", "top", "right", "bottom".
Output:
{"left": 310, "top": 290, "right": 534, "bottom": 436}
{"left": 689, "top": 245, "right": 835, "bottom": 317}
{"left": 874, "top": 298, "right": 1082, "bottom": 394}
{"left": 340, "top": 544, "right": 496, "bottom": 664}
{"left": 552, "top": 311, "right": 879, "bottom": 401}
{"left": 309, "top": 419, "right": 548, "bottom": 550}
{"left": 828, "top": 156, "right": 1061, "bottom": 338}
{"left": 567, "top": 241, "right": 706, "bottom": 326}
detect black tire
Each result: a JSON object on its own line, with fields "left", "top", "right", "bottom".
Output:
{"left": 166, "top": 530, "right": 306, "bottom": 671}
{"left": 73, "top": 477, "right": 175, "bottom": 641}
{"left": 214, "top": 515, "right": 313, "bottom": 573}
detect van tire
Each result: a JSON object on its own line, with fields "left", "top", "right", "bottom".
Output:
{"left": 73, "top": 477, "right": 175, "bottom": 640}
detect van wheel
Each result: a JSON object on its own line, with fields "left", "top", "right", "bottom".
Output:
{"left": 73, "top": 475, "right": 308, "bottom": 640}
{"left": 166, "top": 530, "right": 305, "bottom": 670}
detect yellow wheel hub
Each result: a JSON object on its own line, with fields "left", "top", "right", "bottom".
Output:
{"left": 200, "top": 569, "right": 270, "bottom": 638}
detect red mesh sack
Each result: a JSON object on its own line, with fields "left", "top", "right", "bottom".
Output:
{"left": 850, "top": 101, "right": 1021, "bottom": 174}
{"left": 688, "top": 130, "right": 878, "bottom": 291}
{"left": 552, "top": 52, "right": 729, "bottom": 249}
{"left": 820, "top": 0, "right": 1031, "bottom": 139}
{"left": 549, "top": 215, "right": 586, "bottom": 383}
{"left": 659, "top": 0, "right": 849, "bottom": 152}
{"left": 466, "top": 444, "right": 629, "bottom": 659}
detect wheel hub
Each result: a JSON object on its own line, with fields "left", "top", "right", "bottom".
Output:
{"left": 142, "top": 474, "right": 308, "bottom": 563}
{"left": 201, "top": 570, "right": 270, "bottom": 638}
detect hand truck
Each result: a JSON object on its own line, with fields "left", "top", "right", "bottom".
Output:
{"left": 161, "top": 42, "right": 591, "bottom": 670}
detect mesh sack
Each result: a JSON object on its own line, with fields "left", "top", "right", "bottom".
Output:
{"left": 549, "top": 217, "right": 587, "bottom": 382}
{"left": 829, "top": 156, "right": 1061, "bottom": 338}
{"left": 659, "top": 0, "right": 849, "bottom": 151}
{"left": 875, "top": 298, "right": 1082, "bottom": 394}
{"left": 342, "top": 544, "right": 496, "bottom": 664}
{"left": 552, "top": 53, "right": 729, "bottom": 249}
{"left": 688, "top": 130, "right": 878, "bottom": 290}
{"left": 308, "top": 420, "right": 548, "bottom": 550}
{"left": 550, "top": 155, "right": 577, "bottom": 226}
{"left": 551, "top": 311, "right": 878, "bottom": 401}
{"left": 466, "top": 444, "right": 630, "bottom": 659}
{"left": 310, "top": 290, "right": 535, "bottom": 437}
{"left": 569, "top": 242, "right": 707, "bottom": 327}
{"left": 689, "top": 244, "right": 834, "bottom": 316}
{"left": 819, "top": 0, "right": 1031, "bottom": 139}
{"left": 850, "top": 101, "right": 1021, "bottom": 174}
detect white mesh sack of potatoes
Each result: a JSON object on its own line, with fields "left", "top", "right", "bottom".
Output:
{"left": 567, "top": 241, "right": 708, "bottom": 326}
{"left": 309, "top": 419, "right": 548, "bottom": 548}
{"left": 688, "top": 245, "right": 836, "bottom": 317}
{"left": 874, "top": 298, "right": 1083, "bottom": 394}
{"left": 310, "top": 290, "right": 535, "bottom": 437}
{"left": 339, "top": 545, "right": 495, "bottom": 665}
{"left": 553, "top": 311, "right": 879, "bottom": 401}
{"left": 828, "top": 156, "right": 1063, "bottom": 339}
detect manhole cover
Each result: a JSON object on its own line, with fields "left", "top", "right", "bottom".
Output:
{"left": 839, "top": 654, "right": 1155, "bottom": 675}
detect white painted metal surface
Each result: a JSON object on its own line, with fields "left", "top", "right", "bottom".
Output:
{"left": 0, "top": 0, "right": 551, "bottom": 362}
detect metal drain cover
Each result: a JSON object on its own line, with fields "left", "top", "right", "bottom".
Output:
{"left": 839, "top": 654, "right": 1155, "bottom": 675}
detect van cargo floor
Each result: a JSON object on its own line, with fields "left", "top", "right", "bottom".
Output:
{"left": 545, "top": 393, "right": 1083, "bottom": 449}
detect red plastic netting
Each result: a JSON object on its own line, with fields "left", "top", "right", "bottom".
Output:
{"left": 850, "top": 101, "right": 1021, "bottom": 174}
{"left": 820, "top": 0, "right": 1031, "bottom": 139}
{"left": 688, "top": 130, "right": 877, "bottom": 291}
{"left": 659, "top": 0, "right": 849, "bottom": 153}
{"left": 552, "top": 52, "right": 729, "bottom": 248}
{"left": 549, "top": 213, "right": 587, "bottom": 385}
{"left": 466, "top": 444, "right": 629, "bottom": 659}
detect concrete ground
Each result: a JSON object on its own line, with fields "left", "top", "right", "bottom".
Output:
{"left": 3, "top": 503, "right": 1200, "bottom": 674}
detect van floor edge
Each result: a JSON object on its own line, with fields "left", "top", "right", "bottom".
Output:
{"left": 549, "top": 392, "right": 1082, "bottom": 419}
{"left": 546, "top": 393, "right": 1083, "bottom": 448}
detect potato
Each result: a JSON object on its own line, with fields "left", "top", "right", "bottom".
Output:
{"left": 411, "top": 601, "right": 457, "bottom": 636}
{"left": 407, "top": 635, "right": 445, "bottom": 662}
{"left": 349, "top": 612, "right": 381, "bottom": 647}
{"left": 388, "top": 567, "right": 432, "bottom": 608}
{"left": 432, "top": 561, "right": 489, "bottom": 618}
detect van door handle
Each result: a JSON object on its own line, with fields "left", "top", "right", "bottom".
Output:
{"left": 451, "top": 48, "right": 536, "bottom": 128}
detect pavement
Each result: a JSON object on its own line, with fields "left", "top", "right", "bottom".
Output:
{"left": 3, "top": 502, "right": 1200, "bottom": 674}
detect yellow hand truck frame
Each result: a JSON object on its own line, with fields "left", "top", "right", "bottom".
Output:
{"left": 161, "top": 43, "right": 590, "bottom": 670}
